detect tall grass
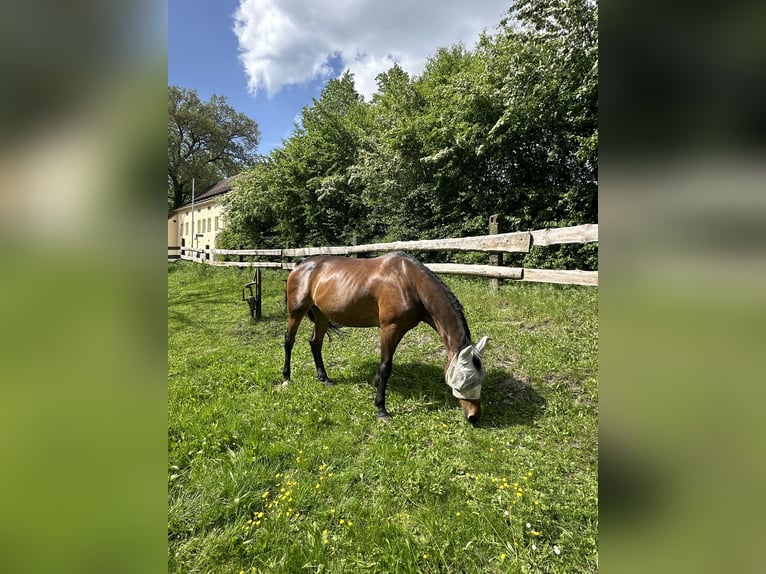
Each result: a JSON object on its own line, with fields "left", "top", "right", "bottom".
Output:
{"left": 168, "top": 262, "right": 597, "bottom": 573}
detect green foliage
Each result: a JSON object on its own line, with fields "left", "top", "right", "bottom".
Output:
{"left": 224, "top": 0, "right": 597, "bottom": 268}
{"left": 168, "top": 262, "right": 598, "bottom": 573}
{"left": 168, "top": 86, "right": 261, "bottom": 211}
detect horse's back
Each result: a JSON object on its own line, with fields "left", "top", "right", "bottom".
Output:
{"left": 286, "top": 253, "right": 423, "bottom": 328}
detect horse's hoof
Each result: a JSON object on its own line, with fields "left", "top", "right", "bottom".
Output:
{"left": 377, "top": 413, "right": 392, "bottom": 424}
{"left": 322, "top": 380, "right": 335, "bottom": 387}
{"left": 281, "top": 380, "right": 290, "bottom": 388}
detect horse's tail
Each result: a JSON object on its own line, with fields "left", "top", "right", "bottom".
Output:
{"left": 306, "top": 308, "right": 344, "bottom": 340}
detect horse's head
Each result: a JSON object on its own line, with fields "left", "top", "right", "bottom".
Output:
{"left": 446, "top": 336, "right": 489, "bottom": 423}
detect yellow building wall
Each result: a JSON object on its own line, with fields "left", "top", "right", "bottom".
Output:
{"left": 173, "top": 199, "right": 227, "bottom": 251}
{"left": 167, "top": 215, "right": 179, "bottom": 246}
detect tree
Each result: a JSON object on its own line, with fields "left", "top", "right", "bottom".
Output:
{"left": 167, "top": 86, "right": 260, "bottom": 211}
{"left": 221, "top": 1, "right": 598, "bottom": 269}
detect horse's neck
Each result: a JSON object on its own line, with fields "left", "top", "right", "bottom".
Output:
{"left": 420, "top": 282, "right": 469, "bottom": 359}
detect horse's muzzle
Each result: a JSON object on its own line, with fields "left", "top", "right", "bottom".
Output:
{"left": 459, "top": 399, "right": 481, "bottom": 423}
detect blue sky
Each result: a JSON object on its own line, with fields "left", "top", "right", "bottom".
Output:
{"left": 169, "top": 0, "right": 507, "bottom": 155}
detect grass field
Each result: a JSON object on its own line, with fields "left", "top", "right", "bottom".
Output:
{"left": 168, "top": 261, "right": 598, "bottom": 573}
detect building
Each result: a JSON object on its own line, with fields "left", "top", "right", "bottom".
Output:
{"left": 167, "top": 177, "right": 236, "bottom": 257}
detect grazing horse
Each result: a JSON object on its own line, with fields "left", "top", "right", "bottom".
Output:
{"left": 281, "top": 251, "right": 489, "bottom": 422}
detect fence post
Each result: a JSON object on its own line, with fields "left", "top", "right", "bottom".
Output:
{"left": 205, "top": 245, "right": 210, "bottom": 263}
{"left": 255, "top": 268, "right": 262, "bottom": 319}
{"left": 489, "top": 214, "right": 503, "bottom": 290}
{"left": 238, "top": 244, "right": 243, "bottom": 264}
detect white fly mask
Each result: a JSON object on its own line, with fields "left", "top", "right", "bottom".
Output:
{"left": 446, "top": 336, "right": 489, "bottom": 400}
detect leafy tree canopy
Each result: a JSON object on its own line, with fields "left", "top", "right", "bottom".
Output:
{"left": 168, "top": 86, "right": 260, "bottom": 211}
{"left": 221, "top": 0, "right": 597, "bottom": 269}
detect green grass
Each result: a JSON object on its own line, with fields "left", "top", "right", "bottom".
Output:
{"left": 168, "top": 261, "right": 598, "bottom": 573}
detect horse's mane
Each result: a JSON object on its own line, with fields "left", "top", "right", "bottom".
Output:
{"left": 397, "top": 252, "right": 472, "bottom": 347}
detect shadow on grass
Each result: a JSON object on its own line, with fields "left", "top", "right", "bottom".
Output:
{"left": 325, "top": 359, "right": 546, "bottom": 429}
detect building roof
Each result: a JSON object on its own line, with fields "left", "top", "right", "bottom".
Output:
{"left": 181, "top": 176, "right": 237, "bottom": 207}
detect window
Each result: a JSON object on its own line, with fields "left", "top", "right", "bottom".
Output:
{"left": 185, "top": 222, "right": 188, "bottom": 235}
{"left": 215, "top": 216, "right": 219, "bottom": 231}
{"left": 207, "top": 218, "right": 211, "bottom": 232}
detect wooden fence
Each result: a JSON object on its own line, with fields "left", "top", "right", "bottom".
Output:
{"left": 172, "top": 223, "right": 597, "bottom": 285}
{"left": 172, "top": 223, "right": 596, "bottom": 318}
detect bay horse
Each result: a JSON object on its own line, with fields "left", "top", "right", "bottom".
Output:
{"left": 281, "top": 251, "right": 489, "bottom": 422}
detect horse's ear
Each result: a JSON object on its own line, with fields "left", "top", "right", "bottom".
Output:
{"left": 474, "top": 336, "right": 489, "bottom": 356}
{"left": 458, "top": 345, "right": 473, "bottom": 365}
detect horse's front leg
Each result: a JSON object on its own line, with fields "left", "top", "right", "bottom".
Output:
{"left": 373, "top": 357, "right": 393, "bottom": 421}
{"left": 373, "top": 324, "right": 406, "bottom": 422}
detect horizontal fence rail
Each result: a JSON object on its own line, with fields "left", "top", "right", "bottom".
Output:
{"left": 171, "top": 224, "right": 598, "bottom": 287}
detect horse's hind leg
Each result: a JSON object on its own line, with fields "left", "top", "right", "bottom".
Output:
{"left": 308, "top": 308, "right": 333, "bottom": 386}
{"left": 282, "top": 268, "right": 314, "bottom": 386}
{"left": 282, "top": 311, "right": 304, "bottom": 386}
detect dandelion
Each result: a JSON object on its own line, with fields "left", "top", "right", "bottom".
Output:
{"left": 339, "top": 519, "right": 345, "bottom": 525}
{"left": 455, "top": 512, "right": 461, "bottom": 517}
{"left": 532, "top": 531, "right": 541, "bottom": 536}
{"left": 423, "top": 554, "right": 428, "bottom": 560}
{"left": 500, "top": 553, "right": 506, "bottom": 562}
{"left": 346, "top": 521, "right": 353, "bottom": 527}
{"left": 534, "top": 500, "right": 540, "bottom": 506}
{"left": 553, "top": 545, "right": 561, "bottom": 555}
{"left": 489, "top": 447, "right": 494, "bottom": 452}
{"left": 261, "top": 492, "right": 269, "bottom": 499}
{"left": 257, "top": 512, "right": 264, "bottom": 518}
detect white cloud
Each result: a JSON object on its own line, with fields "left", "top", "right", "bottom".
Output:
{"left": 233, "top": 0, "right": 505, "bottom": 99}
